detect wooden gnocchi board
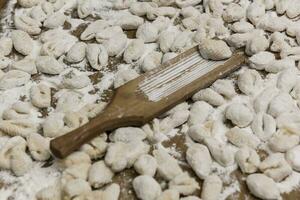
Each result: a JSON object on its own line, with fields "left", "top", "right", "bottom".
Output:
{"left": 0, "top": 1, "right": 299, "bottom": 199}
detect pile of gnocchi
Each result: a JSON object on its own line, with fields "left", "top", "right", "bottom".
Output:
{"left": 1, "top": 0, "right": 300, "bottom": 199}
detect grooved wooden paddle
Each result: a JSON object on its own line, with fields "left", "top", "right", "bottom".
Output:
{"left": 50, "top": 46, "right": 246, "bottom": 158}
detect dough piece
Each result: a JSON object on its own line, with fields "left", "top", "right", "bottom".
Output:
{"left": 62, "top": 151, "right": 91, "bottom": 168}
{"left": 105, "top": 141, "right": 150, "bottom": 172}
{"left": 2, "top": 102, "right": 32, "bottom": 120}
{"left": 211, "top": 79, "right": 235, "bottom": 99}
{"left": 159, "top": 28, "right": 178, "bottom": 53}
{"left": 226, "top": 127, "right": 260, "bottom": 149}
{"left": 36, "top": 56, "right": 64, "bottom": 75}
{"left": 63, "top": 111, "right": 89, "bottom": 131}
{"left": 225, "top": 103, "right": 253, "bottom": 127}
{"left": 162, "top": 52, "right": 178, "bottom": 63}
{"left": 204, "top": 137, "right": 235, "bottom": 167}
{"left": 259, "top": 153, "right": 292, "bottom": 182}
{"left": 245, "top": 34, "right": 269, "bottom": 56}
{"left": 123, "top": 39, "right": 145, "bottom": 63}
{"left": 269, "top": 129, "right": 300, "bottom": 153}
{"left": 61, "top": 163, "right": 91, "bottom": 185}
{"left": 147, "top": 6, "right": 178, "bottom": 20}
{"left": 103, "top": 33, "right": 127, "bottom": 57}
{"left": 11, "top": 57, "right": 37, "bottom": 75}
{"left": 153, "top": 149, "right": 183, "bottom": 181}
{"left": 286, "top": 145, "right": 300, "bottom": 171}
{"left": 62, "top": 71, "right": 91, "bottom": 89}
{"left": 133, "top": 175, "right": 162, "bottom": 200}
{"left": 237, "top": 68, "right": 262, "bottom": 96}
{"left": 65, "top": 42, "right": 87, "bottom": 63}
{"left": 115, "top": 14, "right": 144, "bottom": 30}
{"left": 170, "top": 31, "right": 192, "bottom": 52}
{"left": 11, "top": 30, "right": 33, "bottom": 56}
{"left": 55, "top": 91, "right": 83, "bottom": 113}
{"left": 276, "top": 112, "right": 300, "bottom": 135}
{"left": 88, "top": 161, "right": 114, "bottom": 188}
{"left": 186, "top": 144, "right": 212, "bottom": 179}
{"left": 169, "top": 172, "right": 199, "bottom": 195}
{"left": 134, "top": 154, "right": 157, "bottom": 177}
{"left": 0, "top": 119, "right": 38, "bottom": 137}
{"left": 27, "top": 133, "right": 50, "bottom": 161}
{"left": 201, "top": 175, "right": 222, "bottom": 200}
{"left": 0, "top": 136, "right": 26, "bottom": 170}
{"left": 14, "top": 15, "right": 41, "bottom": 35}
{"left": 198, "top": 39, "right": 232, "bottom": 60}
{"left": 10, "top": 149, "right": 33, "bottom": 176}
{"left": 136, "top": 23, "right": 159, "bottom": 43}
{"left": 0, "top": 56, "right": 10, "bottom": 69}
{"left": 79, "top": 102, "right": 107, "bottom": 119}
{"left": 175, "top": 0, "right": 201, "bottom": 8}
{"left": 188, "top": 123, "right": 214, "bottom": 143}
{"left": 80, "top": 20, "right": 109, "bottom": 41}
{"left": 246, "top": 174, "right": 280, "bottom": 200}
{"left": 0, "top": 37, "right": 12, "bottom": 56}
{"left": 248, "top": 51, "right": 275, "bottom": 70}
{"left": 230, "top": 21, "right": 254, "bottom": 33}
{"left": 86, "top": 44, "right": 108, "bottom": 70}
{"left": 192, "top": 88, "right": 225, "bottom": 106}
{"left": 129, "top": 2, "right": 157, "bottom": 16}
{"left": 251, "top": 112, "right": 276, "bottom": 141}
{"left": 95, "top": 26, "right": 123, "bottom": 43}
{"left": 188, "top": 101, "right": 213, "bottom": 126}
{"left": 63, "top": 179, "right": 91, "bottom": 199}
{"left": 30, "top": 84, "right": 51, "bottom": 109}
{"left": 109, "top": 127, "right": 147, "bottom": 143}
{"left": 43, "top": 12, "right": 66, "bottom": 29}
{"left": 30, "top": 5, "right": 47, "bottom": 22}
{"left": 114, "top": 66, "right": 139, "bottom": 88}
{"left": 142, "top": 51, "right": 162, "bottom": 72}
{"left": 157, "top": 189, "right": 179, "bottom": 200}
{"left": 268, "top": 93, "right": 295, "bottom": 118}
{"left": 235, "top": 146, "right": 260, "bottom": 174}
{"left": 246, "top": 2, "right": 266, "bottom": 25}
{"left": 42, "top": 113, "right": 65, "bottom": 138}
{"left": 277, "top": 69, "right": 297, "bottom": 93}
{"left": 80, "top": 134, "right": 108, "bottom": 159}
{"left": 90, "top": 183, "right": 120, "bottom": 200}
{"left": 0, "top": 70, "right": 30, "bottom": 90}
{"left": 222, "top": 3, "right": 245, "bottom": 23}
{"left": 253, "top": 87, "right": 279, "bottom": 113}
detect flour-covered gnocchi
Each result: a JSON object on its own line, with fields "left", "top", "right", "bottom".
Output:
{"left": 169, "top": 172, "right": 199, "bottom": 195}
{"left": 63, "top": 178, "right": 92, "bottom": 199}
{"left": 157, "top": 189, "right": 179, "bottom": 200}
{"left": 133, "top": 175, "right": 162, "bottom": 200}
{"left": 142, "top": 51, "right": 162, "bottom": 72}
{"left": 86, "top": 44, "right": 108, "bottom": 70}
{"left": 65, "top": 42, "right": 87, "bottom": 63}
{"left": 62, "top": 71, "right": 91, "bottom": 89}
{"left": 80, "top": 134, "right": 108, "bottom": 159}
{"left": 43, "top": 12, "right": 66, "bottom": 29}
{"left": 237, "top": 68, "right": 262, "bottom": 96}
{"left": 0, "top": 37, "right": 12, "bottom": 56}
{"left": 211, "top": 79, "right": 236, "bottom": 99}
{"left": 235, "top": 146, "right": 260, "bottom": 174}
{"left": 14, "top": 15, "right": 42, "bottom": 35}
{"left": 123, "top": 39, "right": 145, "bottom": 63}
{"left": 11, "top": 57, "right": 37, "bottom": 75}
{"left": 186, "top": 143, "right": 212, "bottom": 179}
{"left": 269, "top": 129, "right": 300, "bottom": 152}
{"left": 134, "top": 154, "right": 157, "bottom": 177}
{"left": 11, "top": 30, "right": 33, "bottom": 56}
{"left": 253, "top": 86, "right": 279, "bottom": 113}
{"left": 36, "top": 56, "right": 64, "bottom": 75}
{"left": 188, "top": 101, "right": 213, "bottom": 126}
{"left": 201, "top": 175, "right": 222, "bottom": 200}
{"left": 88, "top": 161, "right": 114, "bottom": 188}
{"left": 192, "top": 88, "right": 225, "bottom": 106}
{"left": 27, "top": 133, "right": 51, "bottom": 161}
{"left": 225, "top": 103, "right": 253, "bottom": 127}
{"left": 251, "top": 112, "right": 276, "bottom": 141}
{"left": 226, "top": 127, "right": 260, "bottom": 149}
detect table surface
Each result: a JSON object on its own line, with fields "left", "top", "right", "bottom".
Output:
{"left": 0, "top": 1, "right": 299, "bottom": 199}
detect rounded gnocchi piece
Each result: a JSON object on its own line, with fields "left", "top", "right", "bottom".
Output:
{"left": 114, "top": 66, "right": 139, "bottom": 88}
{"left": 225, "top": 103, "right": 253, "bottom": 128}
{"left": 268, "top": 129, "right": 300, "bottom": 152}
{"left": 211, "top": 79, "right": 235, "bottom": 99}
{"left": 36, "top": 56, "right": 64, "bottom": 75}
{"left": 0, "top": 56, "right": 10, "bottom": 69}
{"left": 276, "top": 112, "right": 300, "bottom": 135}
{"left": 134, "top": 154, "right": 157, "bottom": 177}
{"left": 266, "top": 58, "right": 296, "bottom": 73}
{"left": 246, "top": 2, "right": 266, "bottom": 25}
{"left": 11, "top": 30, "right": 33, "bottom": 56}
{"left": 129, "top": 2, "right": 157, "bottom": 16}
{"left": 204, "top": 137, "right": 235, "bottom": 167}
{"left": 123, "top": 39, "right": 145, "bottom": 63}
{"left": 109, "top": 127, "right": 147, "bottom": 143}
{"left": 43, "top": 12, "right": 66, "bottom": 29}
{"left": 201, "top": 175, "right": 223, "bottom": 200}
{"left": 169, "top": 172, "right": 199, "bottom": 195}
{"left": 253, "top": 86, "right": 279, "bottom": 113}
{"left": 226, "top": 127, "right": 260, "bottom": 149}
{"left": 259, "top": 153, "right": 292, "bottom": 182}
{"left": 10, "top": 149, "right": 33, "bottom": 176}
{"left": 175, "top": 0, "right": 201, "bottom": 8}
{"left": 62, "top": 163, "right": 91, "bottom": 185}
{"left": 142, "top": 51, "right": 162, "bottom": 72}
{"left": 30, "top": 5, "right": 47, "bottom": 22}
{"left": 36, "top": 183, "right": 62, "bottom": 200}
{"left": 2, "top": 102, "right": 32, "bottom": 120}
{"left": 80, "top": 20, "right": 110, "bottom": 41}
{"left": 11, "top": 57, "right": 37, "bottom": 75}
{"left": 88, "top": 161, "right": 114, "bottom": 189}
{"left": 248, "top": 51, "right": 275, "bottom": 70}
{"left": 156, "top": 189, "right": 179, "bottom": 200}
{"left": 86, "top": 44, "right": 108, "bottom": 70}
{"left": 198, "top": 39, "right": 232, "bottom": 60}
{"left": 0, "top": 70, "right": 31, "bottom": 90}
{"left": 251, "top": 113, "right": 276, "bottom": 141}
{"left": 246, "top": 174, "right": 280, "bottom": 200}
{"left": 222, "top": 3, "right": 245, "bottom": 23}
{"left": 80, "top": 134, "right": 108, "bottom": 159}
{"left": 230, "top": 21, "right": 254, "bottom": 33}
{"left": 192, "top": 88, "right": 225, "bottom": 106}
{"left": 186, "top": 143, "right": 212, "bottom": 179}
{"left": 136, "top": 23, "right": 159, "bottom": 43}
{"left": 235, "top": 146, "right": 260, "bottom": 174}
{"left": 55, "top": 91, "right": 84, "bottom": 113}
{"left": 0, "top": 37, "right": 13, "bottom": 56}
{"left": 14, "top": 15, "right": 42, "bottom": 35}
{"left": 30, "top": 83, "right": 51, "bottom": 109}
{"left": 268, "top": 93, "right": 295, "bottom": 118}
{"left": 42, "top": 113, "right": 65, "bottom": 138}
{"left": 133, "top": 175, "right": 162, "bottom": 200}
{"left": 171, "top": 31, "right": 192, "bottom": 52}
{"left": 245, "top": 34, "right": 269, "bottom": 56}
{"left": 153, "top": 149, "right": 182, "bottom": 181}
{"left": 237, "top": 68, "right": 262, "bottom": 96}
{"left": 162, "top": 52, "right": 178, "bottom": 63}
{"left": 103, "top": 33, "right": 128, "bottom": 57}
{"left": 277, "top": 69, "right": 297, "bottom": 93}
{"left": 63, "top": 179, "right": 92, "bottom": 200}
{"left": 62, "top": 151, "right": 91, "bottom": 168}
{"left": 286, "top": 145, "right": 300, "bottom": 171}
{"left": 188, "top": 101, "right": 213, "bottom": 126}
{"left": 17, "top": 0, "right": 39, "bottom": 8}
{"left": 27, "top": 133, "right": 50, "bottom": 161}
{"left": 65, "top": 42, "right": 87, "bottom": 63}
{"left": 115, "top": 15, "right": 144, "bottom": 30}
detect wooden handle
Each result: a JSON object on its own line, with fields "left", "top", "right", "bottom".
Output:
{"left": 50, "top": 105, "right": 143, "bottom": 158}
